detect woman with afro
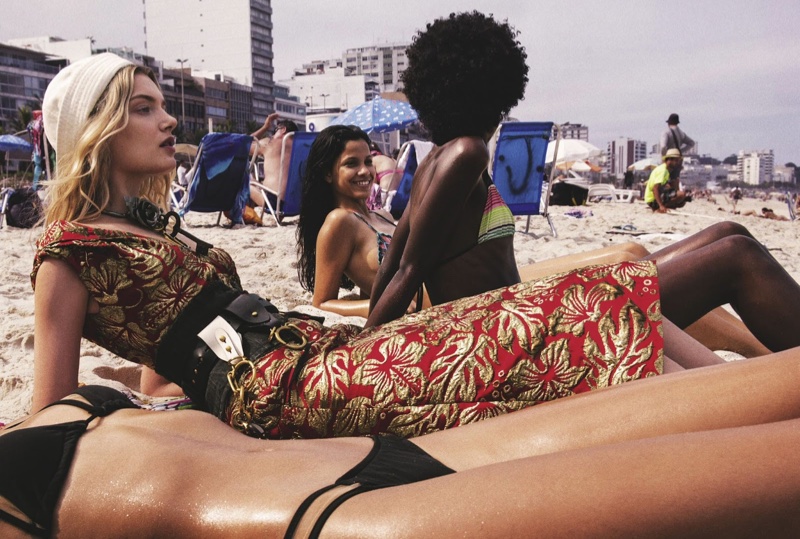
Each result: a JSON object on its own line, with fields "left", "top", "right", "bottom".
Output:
{"left": 367, "top": 11, "right": 530, "bottom": 326}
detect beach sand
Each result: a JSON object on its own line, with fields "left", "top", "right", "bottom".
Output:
{"left": 1, "top": 195, "right": 797, "bottom": 423}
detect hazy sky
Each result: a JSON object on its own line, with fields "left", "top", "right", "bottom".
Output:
{"left": 1, "top": 0, "right": 797, "bottom": 164}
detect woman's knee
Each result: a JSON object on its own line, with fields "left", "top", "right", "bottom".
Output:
{"left": 619, "top": 242, "right": 650, "bottom": 259}
{"left": 716, "top": 234, "right": 769, "bottom": 271}
{"left": 708, "top": 221, "right": 754, "bottom": 241}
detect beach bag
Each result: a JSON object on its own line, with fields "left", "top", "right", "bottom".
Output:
{"left": 6, "top": 188, "right": 43, "bottom": 228}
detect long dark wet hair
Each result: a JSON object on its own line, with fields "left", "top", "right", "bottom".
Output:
{"left": 296, "top": 124, "right": 373, "bottom": 292}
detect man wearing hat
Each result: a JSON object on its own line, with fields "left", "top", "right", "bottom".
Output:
{"left": 660, "top": 113, "right": 695, "bottom": 156}
{"left": 644, "top": 148, "right": 689, "bottom": 213}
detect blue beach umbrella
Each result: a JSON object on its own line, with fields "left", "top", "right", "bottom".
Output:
{"left": 330, "top": 96, "right": 418, "bottom": 134}
{"left": 0, "top": 134, "right": 33, "bottom": 153}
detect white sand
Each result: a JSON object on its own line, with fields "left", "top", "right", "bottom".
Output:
{"left": 1, "top": 195, "right": 797, "bottom": 423}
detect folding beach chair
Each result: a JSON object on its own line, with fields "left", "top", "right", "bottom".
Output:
{"left": 0, "top": 187, "right": 12, "bottom": 229}
{"left": 251, "top": 131, "right": 317, "bottom": 226}
{"left": 491, "top": 121, "right": 558, "bottom": 236}
{"left": 181, "top": 133, "right": 257, "bottom": 225}
{"left": 387, "top": 140, "right": 434, "bottom": 220}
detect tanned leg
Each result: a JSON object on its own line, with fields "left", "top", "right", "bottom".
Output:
{"left": 658, "top": 235, "right": 800, "bottom": 351}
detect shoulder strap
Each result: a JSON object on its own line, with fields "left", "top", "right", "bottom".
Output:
{"left": 670, "top": 128, "right": 682, "bottom": 155}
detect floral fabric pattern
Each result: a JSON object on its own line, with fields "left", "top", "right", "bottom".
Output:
{"left": 32, "top": 221, "right": 240, "bottom": 368}
{"left": 32, "top": 222, "right": 663, "bottom": 439}
{"left": 235, "top": 261, "right": 663, "bottom": 439}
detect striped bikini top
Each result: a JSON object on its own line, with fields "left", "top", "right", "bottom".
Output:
{"left": 478, "top": 180, "right": 515, "bottom": 244}
{"left": 435, "top": 173, "right": 515, "bottom": 268}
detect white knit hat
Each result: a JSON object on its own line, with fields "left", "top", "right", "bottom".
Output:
{"left": 43, "top": 53, "right": 133, "bottom": 154}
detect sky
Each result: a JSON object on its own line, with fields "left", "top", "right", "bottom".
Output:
{"left": 1, "top": 0, "right": 798, "bottom": 164}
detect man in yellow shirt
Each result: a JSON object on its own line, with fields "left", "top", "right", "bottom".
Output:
{"left": 644, "top": 148, "right": 689, "bottom": 213}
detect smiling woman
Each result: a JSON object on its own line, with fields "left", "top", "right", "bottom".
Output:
{"left": 296, "top": 125, "right": 400, "bottom": 318}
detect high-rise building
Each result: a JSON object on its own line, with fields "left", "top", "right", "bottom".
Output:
{"left": 606, "top": 137, "right": 647, "bottom": 177}
{"left": 737, "top": 150, "right": 774, "bottom": 185}
{"left": 144, "top": 0, "right": 275, "bottom": 121}
{"left": 343, "top": 44, "right": 408, "bottom": 92}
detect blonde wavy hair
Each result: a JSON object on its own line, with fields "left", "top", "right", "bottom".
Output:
{"left": 43, "top": 65, "right": 173, "bottom": 226}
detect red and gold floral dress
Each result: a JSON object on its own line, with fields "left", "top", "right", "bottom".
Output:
{"left": 33, "top": 221, "right": 663, "bottom": 439}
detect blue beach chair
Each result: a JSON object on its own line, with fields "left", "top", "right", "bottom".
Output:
{"left": 251, "top": 131, "right": 317, "bottom": 226}
{"left": 491, "top": 121, "right": 558, "bottom": 236}
{"left": 181, "top": 133, "right": 256, "bottom": 225}
{"left": 387, "top": 140, "right": 434, "bottom": 220}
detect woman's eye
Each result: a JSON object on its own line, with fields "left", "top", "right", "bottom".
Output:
{"left": 135, "top": 106, "right": 151, "bottom": 114}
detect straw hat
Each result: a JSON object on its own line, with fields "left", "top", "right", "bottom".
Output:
{"left": 43, "top": 53, "right": 133, "bottom": 154}
{"left": 664, "top": 148, "right": 682, "bottom": 160}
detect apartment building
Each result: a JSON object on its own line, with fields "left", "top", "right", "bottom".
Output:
{"left": 144, "top": 0, "right": 275, "bottom": 120}
{"left": 606, "top": 137, "right": 647, "bottom": 177}
{"left": 737, "top": 149, "right": 774, "bottom": 185}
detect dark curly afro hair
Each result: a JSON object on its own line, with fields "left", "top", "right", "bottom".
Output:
{"left": 402, "top": 11, "right": 529, "bottom": 145}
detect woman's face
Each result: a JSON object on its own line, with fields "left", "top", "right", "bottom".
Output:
{"left": 328, "top": 139, "right": 375, "bottom": 202}
{"left": 108, "top": 73, "right": 177, "bottom": 185}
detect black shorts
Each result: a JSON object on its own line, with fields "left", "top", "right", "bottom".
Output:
{"left": 648, "top": 188, "right": 678, "bottom": 210}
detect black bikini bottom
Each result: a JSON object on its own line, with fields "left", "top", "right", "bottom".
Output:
{"left": 285, "top": 435, "right": 455, "bottom": 538}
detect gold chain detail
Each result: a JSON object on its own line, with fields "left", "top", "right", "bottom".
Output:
{"left": 226, "top": 322, "right": 310, "bottom": 438}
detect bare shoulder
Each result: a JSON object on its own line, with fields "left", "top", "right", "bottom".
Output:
{"left": 445, "top": 136, "right": 490, "bottom": 165}
{"left": 319, "top": 208, "right": 360, "bottom": 238}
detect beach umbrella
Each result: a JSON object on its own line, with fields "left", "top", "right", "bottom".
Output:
{"left": 545, "top": 139, "right": 602, "bottom": 164}
{"left": 0, "top": 134, "right": 33, "bottom": 153}
{"left": 330, "top": 96, "right": 418, "bottom": 134}
{"left": 627, "top": 156, "right": 661, "bottom": 171}
{"left": 556, "top": 160, "right": 598, "bottom": 173}
{"left": 175, "top": 143, "right": 199, "bottom": 158}
{"left": 0, "top": 134, "right": 33, "bottom": 176}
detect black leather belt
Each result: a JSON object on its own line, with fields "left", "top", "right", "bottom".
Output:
{"left": 155, "top": 282, "right": 306, "bottom": 416}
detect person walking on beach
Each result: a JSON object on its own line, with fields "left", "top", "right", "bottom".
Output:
{"left": 660, "top": 113, "right": 695, "bottom": 156}
{"left": 644, "top": 148, "right": 689, "bottom": 212}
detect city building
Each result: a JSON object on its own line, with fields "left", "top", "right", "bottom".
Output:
{"left": 143, "top": 0, "right": 275, "bottom": 121}
{"left": 280, "top": 66, "right": 378, "bottom": 115}
{"left": 343, "top": 44, "right": 409, "bottom": 92}
{"left": 0, "top": 43, "right": 67, "bottom": 173}
{"left": 273, "top": 82, "right": 306, "bottom": 128}
{"left": 0, "top": 44, "right": 65, "bottom": 133}
{"left": 606, "top": 137, "right": 647, "bottom": 178}
{"left": 737, "top": 149, "right": 774, "bottom": 185}
{"left": 773, "top": 164, "right": 796, "bottom": 184}
{"left": 558, "top": 122, "right": 589, "bottom": 141}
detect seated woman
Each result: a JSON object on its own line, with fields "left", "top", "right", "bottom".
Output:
{"left": 296, "top": 126, "right": 424, "bottom": 318}
{"left": 364, "top": 11, "right": 785, "bottom": 368}
{"left": 33, "top": 48, "right": 799, "bottom": 442}
{"left": 4, "top": 350, "right": 800, "bottom": 537}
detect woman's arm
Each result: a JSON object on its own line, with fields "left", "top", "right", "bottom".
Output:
{"left": 366, "top": 139, "right": 488, "bottom": 327}
{"left": 312, "top": 211, "right": 371, "bottom": 318}
{"left": 140, "top": 368, "right": 184, "bottom": 397}
{"left": 32, "top": 259, "right": 88, "bottom": 411}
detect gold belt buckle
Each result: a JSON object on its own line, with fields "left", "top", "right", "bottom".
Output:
{"left": 270, "top": 322, "right": 308, "bottom": 350}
